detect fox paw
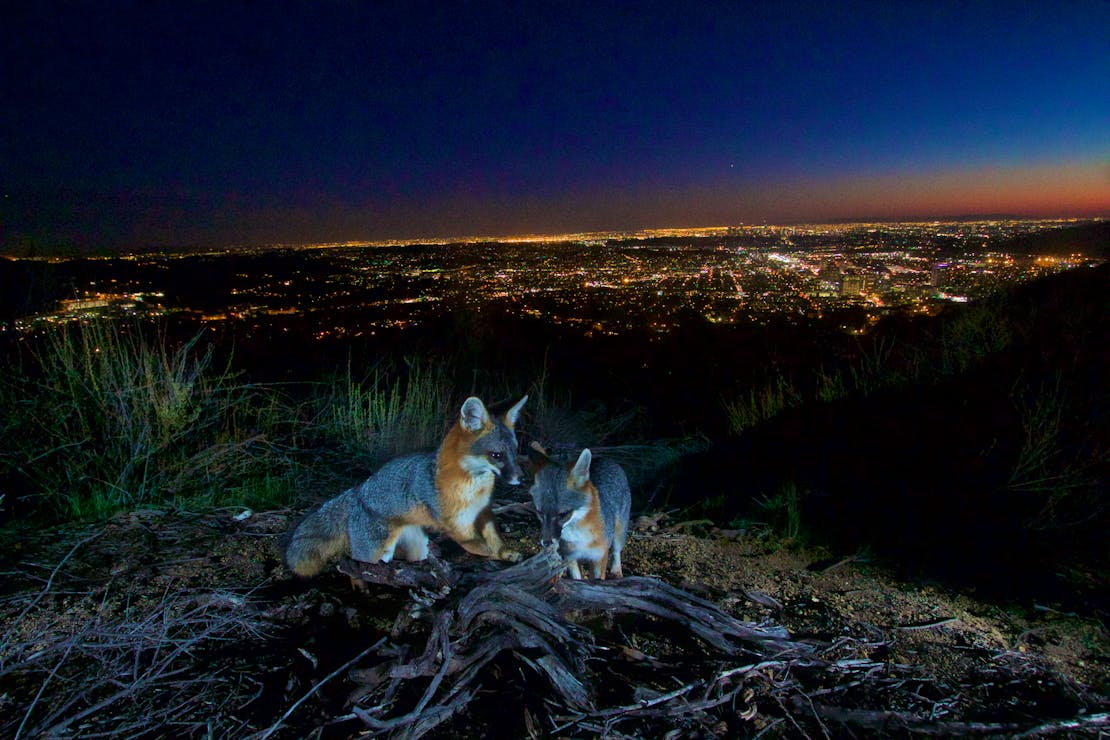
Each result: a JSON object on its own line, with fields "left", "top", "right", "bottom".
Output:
{"left": 500, "top": 549, "right": 523, "bottom": 563}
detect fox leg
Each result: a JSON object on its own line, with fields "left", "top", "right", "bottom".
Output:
{"left": 455, "top": 535, "right": 495, "bottom": 557}
{"left": 609, "top": 545, "right": 624, "bottom": 578}
{"left": 393, "top": 525, "right": 430, "bottom": 561}
{"left": 610, "top": 521, "right": 626, "bottom": 578}
{"left": 374, "top": 526, "right": 407, "bottom": 563}
{"left": 454, "top": 529, "right": 522, "bottom": 562}
{"left": 463, "top": 507, "right": 521, "bottom": 562}
{"left": 566, "top": 559, "right": 584, "bottom": 579}
{"left": 364, "top": 506, "right": 437, "bottom": 563}
{"left": 590, "top": 552, "right": 610, "bottom": 580}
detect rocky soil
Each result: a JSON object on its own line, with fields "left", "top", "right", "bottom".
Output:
{"left": 1, "top": 503, "right": 1107, "bottom": 738}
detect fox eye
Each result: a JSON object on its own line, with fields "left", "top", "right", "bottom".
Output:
{"left": 559, "top": 509, "right": 572, "bottom": 519}
{"left": 487, "top": 451, "right": 503, "bottom": 461}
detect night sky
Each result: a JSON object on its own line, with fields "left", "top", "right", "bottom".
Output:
{"left": 2, "top": 1, "right": 1108, "bottom": 252}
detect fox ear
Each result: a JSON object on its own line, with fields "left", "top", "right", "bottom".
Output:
{"left": 460, "top": 397, "right": 490, "bottom": 432}
{"left": 571, "top": 448, "right": 592, "bottom": 488}
{"left": 504, "top": 395, "right": 528, "bottom": 429}
{"left": 524, "top": 439, "right": 551, "bottom": 474}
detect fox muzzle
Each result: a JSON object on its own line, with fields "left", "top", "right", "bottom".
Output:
{"left": 501, "top": 456, "right": 524, "bottom": 486}
{"left": 538, "top": 514, "right": 563, "bottom": 547}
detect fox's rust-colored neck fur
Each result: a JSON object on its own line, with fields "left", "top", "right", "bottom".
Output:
{"left": 435, "top": 417, "right": 495, "bottom": 517}
{"left": 572, "top": 473, "right": 606, "bottom": 547}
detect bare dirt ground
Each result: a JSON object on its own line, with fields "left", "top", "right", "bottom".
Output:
{"left": 1, "top": 503, "right": 1107, "bottom": 738}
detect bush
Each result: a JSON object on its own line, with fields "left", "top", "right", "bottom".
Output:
{"left": 721, "top": 296, "right": 1018, "bottom": 436}
{"left": 722, "top": 373, "right": 802, "bottom": 434}
{"left": 305, "top": 356, "right": 455, "bottom": 470}
{"left": 0, "top": 321, "right": 299, "bottom": 520}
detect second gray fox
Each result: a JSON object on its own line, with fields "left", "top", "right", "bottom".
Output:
{"left": 529, "top": 445, "right": 631, "bottom": 579}
{"left": 283, "top": 395, "right": 527, "bottom": 577}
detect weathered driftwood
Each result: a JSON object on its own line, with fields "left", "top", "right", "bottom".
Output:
{"left": 553, "top": 575, "right": 799, "bottom": 657}
{"left": 319, "top": 550, "right": 1106, "bottom": 739}
{"left": 789, "top": 701, "right": 1110, "bottom": 737}
{"left": 338, "top": 548, "right": 801, "bottom": 655}
{"left": 328, "top": 549, "right": 811, "bottom": 737}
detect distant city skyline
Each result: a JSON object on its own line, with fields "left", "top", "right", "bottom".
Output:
{"left": 2, "top": 2, "right": 1108, "bottom": 252}
{"left": 9, "top": 220, "right": 1094, "bottom": 338}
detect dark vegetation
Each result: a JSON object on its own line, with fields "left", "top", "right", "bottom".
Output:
{"left": 0, "top": 226, "right": 1107, "bottom": 736}
{"left": 1, "top": 246, "right": 1107, "bottom": 605}
{"left": 673, "top": 263, "right": 1109, "bottom": 611}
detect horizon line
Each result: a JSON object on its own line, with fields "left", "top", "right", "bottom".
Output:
{"left": 3, "top": 214, "right": 1106, "bottom": 259}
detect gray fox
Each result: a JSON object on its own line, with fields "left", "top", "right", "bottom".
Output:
{"left": 283, "top": 395, "right": 527, "bottom": 577}
{"left": 529, "top": 445, "right": 631, "bottom": 579}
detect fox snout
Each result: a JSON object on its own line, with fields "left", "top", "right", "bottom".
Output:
{"left": 503, "top": 468, "right": 522, "bottom": 486}
{"left": 538, "top": 513, "right": 563, "bottom": 547}
{"left": 500, "top": 453, "right": 524, "bottom": 486}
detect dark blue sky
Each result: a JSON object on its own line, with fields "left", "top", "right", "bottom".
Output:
{"left": 2, "top": 1, "right": 1108, "bottom": 251}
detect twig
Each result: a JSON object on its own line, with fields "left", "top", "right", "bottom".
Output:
{"left": 553, "top": 659, "right": 789, "bottom": 733}
{"left": 715, "top": 659, "right": 790, "bottom": 683}
{"left": 40, "top": 599, "right": 250, "bottom": 737}
{"left": 358, "top": 621, "right": 458, "bottom": 731}
{"left": 1012, "top": 711, "right": 1109, "bottom": 738}
{"left": 14, "top": 640, "right": 75, "bottom": 740}
{"left": 14, "top": 531, "right": 102, "bottom": 625}
{"left": 794, "top": 699, "right": 1030, "bottom": 735}
{"left": 742, "top": 589, "right": 784, "bottom": 611}
{"left": 254, "top": 638, "right": 385, "bottom": 740}
{"left": 812, "top": 554, "right": 858, "bottom": 573}
{"left": 751, "top": 717, "right": 786, "bottom": 739}
{"left": 492, "top": 501, "right": 536, "bottom": 515}
{"left": 1033, "top": 603, "right": 1079, "bottom": 617}
{"left": 665, "top": 518, "right": 714, "bottom": 533}
{"left": 894, "top": 617, "right": 959, "bottom": 631}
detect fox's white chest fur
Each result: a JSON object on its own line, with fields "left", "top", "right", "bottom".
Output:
{"left": 561, "top": 506, "right": 604, "bottom": 560}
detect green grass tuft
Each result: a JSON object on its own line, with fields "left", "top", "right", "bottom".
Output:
{"left": 306, "top": 356, "right": 455, "bottom": 469}
{"left": 722, "top": 374, "right": 803, "bottom": 434}
{"left": 1, "top": 321, "right": 300, "bottom": 520}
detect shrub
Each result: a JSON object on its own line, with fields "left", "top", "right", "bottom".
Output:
{"left": 1, "top": 321, "right": 298, "bottom": 520}
{"left": 722, "top": 373, "right": 802, "bottom": 434}
{"left": 721, "top": 296, "right": 1018, "bottom": 436}
{"left": 754, "top": 480, "right": 806, "bottom": 544}
{"left": 306, "top": 356, "right": 454, "bottom": 469}
{"left": 936, "top": 297, "right": 1013, "bottom": 375}
{"left": 1006, "top": 374, "right": 1106, "bottom": 533}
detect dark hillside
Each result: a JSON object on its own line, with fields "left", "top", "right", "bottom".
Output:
{"left": 671, "top": 263, "right": 1109, "bottom": 607}
{"left": 998, "top": 220, "right": 1110, "bottom": 256}
{"left": 0, "top": 257, "right": 80, "bottom": 319}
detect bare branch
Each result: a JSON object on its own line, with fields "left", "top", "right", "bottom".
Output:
{"left": 254, "top": 638, "right": 385, "bottom": 740}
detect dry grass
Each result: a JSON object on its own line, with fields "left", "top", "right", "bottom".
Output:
{"left": 0, "top": 530, "right": 270, "bottom": 739}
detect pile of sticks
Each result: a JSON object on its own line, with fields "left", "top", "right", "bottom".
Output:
{"left": 256, "top": 550, "right": 1108, "bottom": 738}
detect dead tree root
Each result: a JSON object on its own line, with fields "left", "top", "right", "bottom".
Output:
{"left": 282, "top": 550, "right": 1109, "bottom": 738}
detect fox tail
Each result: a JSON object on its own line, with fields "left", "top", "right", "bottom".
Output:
{"left": 281, "top": 492, "right": 352, "bottom": 577}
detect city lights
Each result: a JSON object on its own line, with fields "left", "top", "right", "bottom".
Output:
{"left": 6, "top": 219, "right": 1100, "bottom": 339}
